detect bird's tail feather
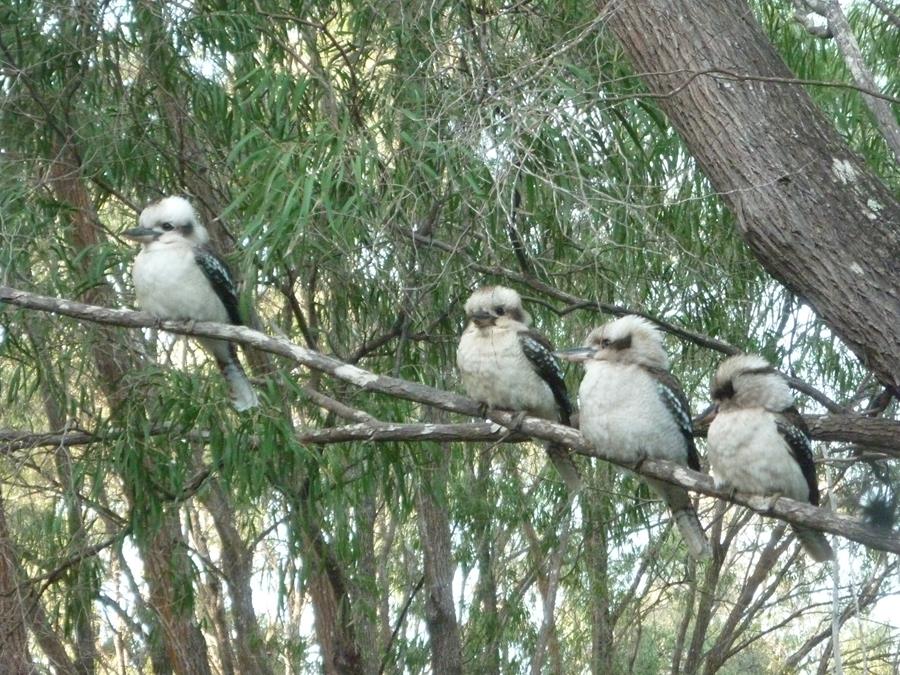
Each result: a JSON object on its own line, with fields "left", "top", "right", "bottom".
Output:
{"left": 546, "top": 443, "right": 583, "bottom": 493}
{"left": 648, "top": 479, "right": 712, "bottom": 561}
{"left": 214, "top": 344, "right": 259, "bottom": 412}
{"left": 673, "top": 508, "right": 712, "bottom": 561}
{"left": 793, "top": 525, "right": 834, "bottom": 562}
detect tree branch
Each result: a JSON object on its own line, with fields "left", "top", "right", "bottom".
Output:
{"left": 868, "top": 0, "right": 900, "bottom": 30}
{"left": 2, "top": 287, "right": 899, "bottom": 554}
{"left": 613, "top": 66, "right": 900, "bottom": 106}
{"left": 823, "top": 0, "right": 900, "bottom": 163}
{"left": 408, "top": 232, "right": 846, "bottom": 413}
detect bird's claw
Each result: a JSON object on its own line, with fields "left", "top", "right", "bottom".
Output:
{"left": 510, "top": 411, "right": 527, "bottom": 432}
{"left": 713, "top": 476, "right": 737, "bottom": 500}
{"left": 631, "top": 450, "right": 649, "bottom": 472}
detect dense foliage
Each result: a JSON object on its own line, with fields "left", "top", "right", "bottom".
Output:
{"left": 0, "top": 1, "right": 897, "bottom": 672}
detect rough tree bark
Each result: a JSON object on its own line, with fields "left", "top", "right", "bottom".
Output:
{"left": 586, "top": 468, "right": 614, "bottom": 675}
{"left": 0, "top": 490, "right": 33, "bottom": 675}
{"left": 472, "top": 448, "right": 501, "bottom": 675}
{"left": 291, "top": 489, "right": 365, "bottom": 675}
{"left": 597, "top": 0, "right": 900, "bottom": 392}
{"left": 415, "top": 442, "right": 464, "bottom": 675}
{"left": 201, "top": 481, "right": 275, "bottom": 675}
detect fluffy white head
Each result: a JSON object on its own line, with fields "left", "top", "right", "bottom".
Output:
{"left": 581, "top": 315, "right": 669, "bottom": 369}
{"left": 463, "top": 285, "right": 531, "bottom": 327}
{"left": 131, "top": 195, "right": 209, "bottom": 245}
{"left": 711, "top": 354, "right": 794, "bottom": 411}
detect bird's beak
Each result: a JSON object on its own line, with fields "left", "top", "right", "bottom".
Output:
{"left": 692, "top": 403, "right": 719, "bottom": 434}
{"left": 122, "top": 226, "right": 157, "bottom": 242}
{"left": 556, "top": 346, "right": 596, "bottom": 362}
{"left": 470, "top": 311, "right": 495, "bottom": 328}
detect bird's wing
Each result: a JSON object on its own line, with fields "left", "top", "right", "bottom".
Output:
{"left": 195, "top": 246, "right": 243, "bottom": 325}
{"left": 775, "top": 406, "right": 819, "bottom": 505}
{"left": 518, "top": 329, "right": 573, "bottom": 425}
{"left": 644, "top": 366, "right": 700, "bottom": 471}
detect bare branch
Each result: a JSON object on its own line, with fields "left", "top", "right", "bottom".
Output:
{"left": 2, "top": 287, "right": 899, "bottom": 554}
{"left": 409, "top": 233, "right": 846, "bottom": 413}
{"left": 868, "top": 0, "right": 900, "bottom": 29}
{"left": 617, "top": 66, "right": 900, "bottom": 106}
{"left": 823, "top": 0, "right": 900, "bottom": 163}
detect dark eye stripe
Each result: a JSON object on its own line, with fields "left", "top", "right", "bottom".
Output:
{"left": 598, "top": 335, "right": 631, "bottom": 349}
{"left": 741, "top": 366, "right": 777, "bottom": 376}
{"left": 713, "top": 381, "right": 735, "bottom": 400}
{"left": 611, "top": 335, "right": 631, "bottom": 350}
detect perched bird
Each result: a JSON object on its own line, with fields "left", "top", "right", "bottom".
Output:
{"left": 707, "top": 354, "right": 833, "bottom": 562}
{"left": 123, "top": 195, "right": 259, "bottom": 411}
{"left": 559, "top": 315, "right": 711, "bottom": 560}
{"left": 456, "top": 286, "right": 582, "bottom": 492}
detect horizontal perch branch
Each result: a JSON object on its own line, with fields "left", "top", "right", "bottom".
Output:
{"left": 2, "top": 285, "right": 898, "bottom": 554}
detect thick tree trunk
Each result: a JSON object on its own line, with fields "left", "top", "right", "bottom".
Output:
{"left": 415, "top": 444, "right": 463, "bottom": 675}
{"left": 352, "top": 492, "right": 381, "bottom": 675}
{"left": 472, "top": 448, "right": 500, "bottom": 675}
{"left": 597, "top": 0, "right": 900, "bottom": 391}
{"left": 202, "top": 481, "right": 274, "bottom": 675}
{"left": 289, "top": 478, "right": 364, "bottom": 675}
{"left": 140, "top": 514, "right": 213, "bottom": 675}
{"left": 187, "top": 505, "right": 236, "bottom": 675}
{"left": 585, "top": 470, "right": 614, "bottom": 675}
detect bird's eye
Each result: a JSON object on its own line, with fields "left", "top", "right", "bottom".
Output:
{"left": 715, "top": 381, "right": 736, "bottom": 400}
{"left": 160, "top": 222, "right": 174, "bottom": 231}
{"left": 494, "top": 306, "right": 505, "bottom": 316}
{"left": 600, "top": 338, "right": 611, "bottom": 348}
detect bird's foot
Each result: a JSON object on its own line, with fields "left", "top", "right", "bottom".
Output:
{"left": 713, "top": 476, "right": 737, "bottom": 500}
{"left": 631, "top": 450, "right": 649, "bottom": 472}
{"left": 764, "top": 492, "right": 783, "bottom": 512}
{"left": 509, "top": 410, "right": 527, "bottom": 432}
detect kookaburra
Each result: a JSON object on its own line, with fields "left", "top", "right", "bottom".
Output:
{"left": 707, "top": 354, "right": 833, "bottom": 562}
{"left": 123, "top": 195, "right": 259, "bottom": 412}
{"left": 559, "top": 315, "right": 711, "bottom": 560}
{"left": 456, "top": 286, "right": 582, "bottom": 492}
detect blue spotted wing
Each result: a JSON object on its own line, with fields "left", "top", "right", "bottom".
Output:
{"left": 195, "top": 246, "right": 242, "bottom": 325}
{"left": 776, "top": 406, "right": 819, "bottom": 505}
{"left": 646, "top": 366, "right": 700, "bottom": 471}
{"left": 518, "top": 329, "right": 573, "bottom": 426}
